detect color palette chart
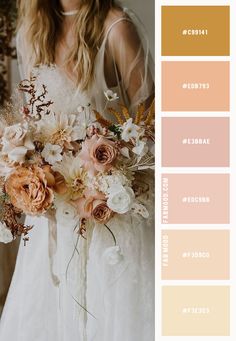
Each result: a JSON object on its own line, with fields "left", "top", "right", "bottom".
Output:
{"left": 156, "top": 0, "right": 235, "bottom": 339}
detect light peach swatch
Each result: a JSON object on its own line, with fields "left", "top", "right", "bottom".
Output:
{"left": 162, "top": 230, "right": 230, "bottom": 280}
{"left": 162, "top": 286, "right": 230, "bottom": 335}
{"left": 162, "top": 174, "right": 229, "bottom": 224}
{"left": 162, "top": 117, "right": 229, "bottom": 167}
{"left": 162, "top": 61, "right": 230, "bottom": 111}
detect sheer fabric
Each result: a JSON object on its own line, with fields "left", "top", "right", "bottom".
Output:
{"left": 0, "top": 7, "right": 154, "bottom": 341}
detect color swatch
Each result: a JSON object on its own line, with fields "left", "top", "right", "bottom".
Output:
{"left": 162, "top": 6, "right": 230, "bottom": 56}
{"left": 160, "top": 3, "right": 231, "bottom": 338}
{"left": 162, "top": 174, "right": 230, "bottom": 224}
{"left": 162, "top": 230, "right": 230, "bottom": 280}
{"left": 162, "top": 117, "right": 230, "bottom": 167}
{"left": 162, "top": 61, "right": 230, "bottom": 111}
{"left": 162, "top": 286, "right": 230, "bottom": 336}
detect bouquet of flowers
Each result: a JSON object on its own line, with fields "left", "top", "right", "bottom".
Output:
{"left": 0, "top": 76, "right": 154, "bottom": 245}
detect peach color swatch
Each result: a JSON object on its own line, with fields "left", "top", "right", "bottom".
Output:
{"left": 162, "top": 230, "right": 230, "bottom": 280}
{"left": 162, "top": 61, "right": 230, "bottom": 111}
{"left": 162, "top": 117, "right": 229, "bottom": 167}
{"left": 162, "top": 286, "right": 230, "bottom": 336}
{"left": 162, "top": 174, "right": 229, "bottom": 224}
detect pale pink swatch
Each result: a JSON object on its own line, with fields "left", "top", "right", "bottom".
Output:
{"left": 162, "top": 174, "right": 229, "bottom": 224}
{"left": 162, "top": 117, "right": 229, "bottom": 167}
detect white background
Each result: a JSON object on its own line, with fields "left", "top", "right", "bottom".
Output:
{"left": 156, "top": 0, "right": 235, "bottom": 340}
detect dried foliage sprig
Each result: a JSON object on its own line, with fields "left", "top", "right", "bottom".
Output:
{"left": 18, "top": 77, "right": 54, "bottom": 119}
{"left": 1, "top": 201, "right": 33, "bottom": 241}
{"left": 95, "top": 100, "right": 155, "bottom": 127}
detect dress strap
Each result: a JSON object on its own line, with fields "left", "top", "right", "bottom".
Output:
{"left": 102, "top": 16, "right": 133, "bottom": 44}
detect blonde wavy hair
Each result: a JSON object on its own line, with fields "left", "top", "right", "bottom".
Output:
{"left": 17, "top": 0, "right": 119, "bottom": 90}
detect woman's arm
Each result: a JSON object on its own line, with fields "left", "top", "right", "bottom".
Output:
{"left": 107, "top": 18, "right": 154, "bottom": 110}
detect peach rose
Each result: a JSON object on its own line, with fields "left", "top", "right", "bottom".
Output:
{"left": 5, "top": 165, "right": 54, "bottom": 215}
{"left": 73, "top": 189, "right": 113, "bottom": 223}
{"left": 79, "top": 135, "right": 119, "bottom": 175}
{"left": 92, "top": 199, "right": 114, "bottom": 224}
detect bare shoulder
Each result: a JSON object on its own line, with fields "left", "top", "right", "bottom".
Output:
{"left": 104, "top": 7, "right": 138, "bottom": 42}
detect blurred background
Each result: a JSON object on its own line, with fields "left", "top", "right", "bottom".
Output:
{"left": 0, "top": 0, "right": 154, "bottom": 314}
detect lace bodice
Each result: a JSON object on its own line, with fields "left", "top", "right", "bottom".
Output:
{"left": 32, "top": 65, "right": 91, "bottom": 115}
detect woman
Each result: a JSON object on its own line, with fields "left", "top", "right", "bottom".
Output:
{"left": 0, "top": 0, "right": 154, "bottom": 340}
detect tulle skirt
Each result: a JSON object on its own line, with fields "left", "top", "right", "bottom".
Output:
{"left": 0, "top": 193, "right": 154, "bottom": 341}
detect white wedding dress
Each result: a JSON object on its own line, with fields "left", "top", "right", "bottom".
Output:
{"left": 0, "top": 9, "right": 154, "bottom": 341}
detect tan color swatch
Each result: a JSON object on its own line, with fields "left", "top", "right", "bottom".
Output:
{"left": 162, "top": 230, "right": 230, "bottom": 280}
{"left": 162, "top": 286, "right": 230, "bottom": 336}
{"left": 162, "top": 6, "right": 230, "bottom": 56}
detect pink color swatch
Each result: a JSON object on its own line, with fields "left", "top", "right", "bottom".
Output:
{"left": 162, "top": 174, "right": 229, "bottom": 224}
{"left": 162, "top": 117, "right": 229, "bottom": 167}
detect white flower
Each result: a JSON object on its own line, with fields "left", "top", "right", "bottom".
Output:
{"left": 132, "top": 202, "right": 149, "bottom": 219}
{"left": 0, "top": 222, "right": 13, "bottom": 244}
{"left": 103, "top": 246, "right": 124, "bottom": 265}
{"left": 107, "top": 184, "right": 135, "bottom": 214}
{"left": 132, "top": 140, "right": 148, "bottom": 157}
{"left": 36, "top": 112, "right": 83, "bottom": 149}
{"left": 1, "top": 122, "right": 34, "bottom": 163}
{"left": 121, "top": 118, "right": 139, "bottom": 142}
{"left": 42, "top": 143, "right": 62, "bottom": 165}
{"left": 104, "top": 89, "right": 119, "bottom": 102}
{"left": 93, "top": 170, "right": 131, "bottom": 195}
{"left": 55, "top": 202, "right": 79, "bottom": 228}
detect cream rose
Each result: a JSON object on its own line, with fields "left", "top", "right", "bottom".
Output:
{"left": 5, "top": 165, "right": 54, "bottom": 215}
{"left": 107, "top": 185, "right": 135, "bottom": 214}
{"left": 1, "top": 122, "right": 34, "bottom": 163}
